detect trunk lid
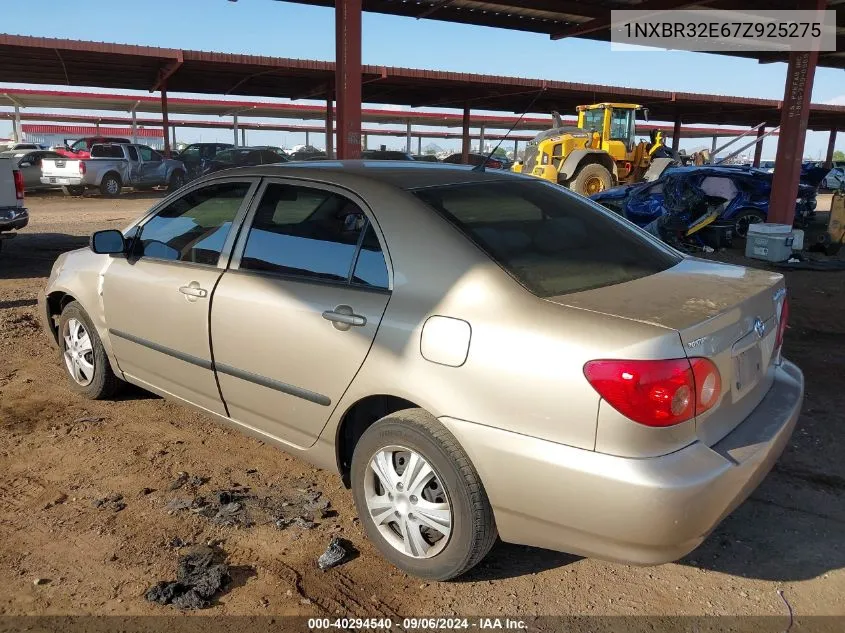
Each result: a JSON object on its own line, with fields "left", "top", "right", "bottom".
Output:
{"left": 549, "top": 257, "right": 786, "bottom": 446}
{"left": 42, "top": 157, "right": 84, "bottom": 178}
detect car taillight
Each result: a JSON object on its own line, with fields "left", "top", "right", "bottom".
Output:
{"left": 584, "top": 357, "right": 722, "bottom": 427}
{"left": 775, "top": 296, "right": 790, "bottom": 354}
{"left": 485, "top": 159, "right": 500, "bottom": 168}
{"left": 79, "top": 162, "right": 86, "bottom": 175}
{"left": 13, "top": 170, "right": 24, "bottom": 200}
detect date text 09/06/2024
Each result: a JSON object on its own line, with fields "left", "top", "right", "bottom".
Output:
{"left": 307, "top": 618, "right": 528, "bottom": 630}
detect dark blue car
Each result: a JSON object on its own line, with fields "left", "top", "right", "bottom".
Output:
{"left": 591, "top": 165, "right": 818, "bottom": 239}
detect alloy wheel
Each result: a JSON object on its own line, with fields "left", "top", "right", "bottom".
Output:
{"left": 364, "top": 445, "right": 452, "bottom": 559}
{"left": 62, "top": 318, "right": 95, "bottom": 386}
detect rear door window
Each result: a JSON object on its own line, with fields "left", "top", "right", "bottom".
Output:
{"left": 238, "top": 183, "right": 388, "bottom": 287}
{"left": 91, "top": 145, "right": 125, "bottom": 159}
{"left": 414, "top": 180, "right": 680, "bottom": 297}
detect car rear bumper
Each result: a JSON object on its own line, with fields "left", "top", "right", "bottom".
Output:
{"left": 440, "top": 359, "right": 803, "bottom": 565}
{"left": 41, "top": 176, "right": 83, "bottom": 186}
{"left": 0, "top": 207, "right": 28, "bottom": 232}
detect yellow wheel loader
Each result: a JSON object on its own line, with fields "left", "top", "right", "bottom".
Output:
{"left": 513, "top": 103, "right": 677, "bottom": 196}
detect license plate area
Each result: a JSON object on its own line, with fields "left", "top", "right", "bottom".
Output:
{"left": 733, "top": 344, "right": 763, "bottom": 394}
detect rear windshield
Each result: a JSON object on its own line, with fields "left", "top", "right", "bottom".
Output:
{"left": 413, "top": 180, "right": 680, "bottom": 297}
{"left": 91, "top": 145, "right": 125, "bottom": 159}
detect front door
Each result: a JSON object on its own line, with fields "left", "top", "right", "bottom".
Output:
{"left": 102, "top": 178, "right": 258, "bottom": 414}
{"left": 210, "top": 180, "right": 391, "bottom": 448}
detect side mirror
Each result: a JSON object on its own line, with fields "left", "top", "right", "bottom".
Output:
{"left": 90, "top": 229, "right": 126, "bottom": 255}
{"left": 643, "top": 108, "right": 650, "bottom": 122}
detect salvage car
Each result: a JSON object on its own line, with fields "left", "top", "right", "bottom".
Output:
{"left": 39, "top": 162, "right": 802, "bottom": 580}
{"left": 442, "top": 152, "right": 508, "bottom": 169}
{"left": 177, "top": 142, "right": 234, "bottom": 180}
{"left": 591, "top": 165, "right": 818, "bottom": 239}
{"left": 200, "top": 147, "right": 288, "bottom": 175}
{"left": 823, "top": 166, "right": 844, "bottom": 190}
{"left": 54, "top": 136, "right": 132, "bottom": 159}
{"left": 0, "top": 149, "right": 67, "bottom": 191}
{"left": 41, "top": 143, "right": 186, "bottom": 197}
{"left": 0, "top": 155, "right": 28, "bottom": 254}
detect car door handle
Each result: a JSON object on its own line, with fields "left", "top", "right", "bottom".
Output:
{"left": 179, "top": 283, "right": 208, "bottom": 299}
{"left": 322, "top": 306, "right": 366, "bottom": 328}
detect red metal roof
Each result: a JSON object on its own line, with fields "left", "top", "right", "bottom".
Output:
{"left": 0, "top": 34, "right": 842, "bottom": 129}
{"left": 1, "top": 89, "right": 777, "bottom": 139}
{"left": 22, "top": 124, "right": 163, "bottom": 138}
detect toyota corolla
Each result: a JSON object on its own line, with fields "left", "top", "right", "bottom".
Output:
{"left": 38, "top": 162, "right": 803, "bottom": 580}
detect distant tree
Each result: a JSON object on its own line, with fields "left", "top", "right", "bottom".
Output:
{"left": 833, "top": 150, "right": 845, "bottom": 162}
{"left": 492, "top": 147, "right": 507, "bottom": 157}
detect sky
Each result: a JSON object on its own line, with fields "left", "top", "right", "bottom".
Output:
{"left": 1, "top": 0, "right": 843, "bottom": 157}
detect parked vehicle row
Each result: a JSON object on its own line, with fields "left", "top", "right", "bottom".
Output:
{"left": 40, "top": 143, "right": 186, "bottom": 197}
{"left": 0, "top": 149, "right": 68, "bottom": 191}
{"left": 40, "top": 161, "right": 801, "bottom": 581}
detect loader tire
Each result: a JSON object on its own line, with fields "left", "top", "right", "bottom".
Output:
{"left": 570, "top": 163, "right": 612, "bottom": 197}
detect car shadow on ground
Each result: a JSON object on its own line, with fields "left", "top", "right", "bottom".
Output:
{"left": 457, "top": 542, "right": 581, "bottom": 582}
{"left": 0, "top": 232, "right": 89, "bottom": 279}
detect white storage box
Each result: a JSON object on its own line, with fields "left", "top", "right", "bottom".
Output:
{"left": 745, "top": 223, "right": 794, "bottom": 262}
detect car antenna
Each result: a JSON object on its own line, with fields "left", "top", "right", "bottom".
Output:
{"left": 473, "top": 88, "right": 547, "bottom": 172}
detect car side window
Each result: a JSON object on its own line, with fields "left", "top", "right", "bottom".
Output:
{"left": 126, "top": 146, "right": 139, "bottom": 161}
{"left": 351, "top": 224, "right": 389, "bottom": 289}
{"left": 137, "top": 182, "right": 251, "bottom": 266}
{"left": 138, "top": 146, "right": 161, "bottom": 162}
{"left": 239, "top": 183, "right": 382, "bottom": 285}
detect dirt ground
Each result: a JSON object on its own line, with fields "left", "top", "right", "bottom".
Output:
{"left": 0, "top": 191, "right": 844, "bottom": 622}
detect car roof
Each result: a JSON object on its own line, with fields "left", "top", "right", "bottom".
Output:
{"left": 664, "top": 165, "right": 771, "bottom": 178}
{"left": 195, "top": 160, "right": 528, "bottom": 190}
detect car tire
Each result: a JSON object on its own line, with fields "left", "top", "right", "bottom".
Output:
{"left": 351, "top": 408, "right": 497, "bottom": 580}
{"left": 569, "top": 163, "right": 613, "bottom": 197}
{"left": 57, "top": 301, "right": 122, "bottom": 399}
{"left": 167, "top": 171, "right": 186, "bottom": 192}
{"left": 62, "top": 185, "right": 85, "bottom": 196}
{"left": 734, "top": 209, "right": 765, "bottom": 239}
{"left": 99, "top": 174, "right": 122, "bottom": 198}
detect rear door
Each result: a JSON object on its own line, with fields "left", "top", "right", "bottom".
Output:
{"left": 210, "top": 179, "right": 391, "bottom": 448}
{"left": 124, "top": 146, "right": 142, "bottom": 184}
{"left": 102, "top": 178, "right": 259, "bottom": 414}
{"left": 137, "top": 145, "right": 166, "bottom": 184}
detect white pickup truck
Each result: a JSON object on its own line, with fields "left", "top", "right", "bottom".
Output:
{"left": 0, "top": 156, "right": 28, "bottom": 254}
{"left": 41, "top": 143, "right": 186, "bottom": 197}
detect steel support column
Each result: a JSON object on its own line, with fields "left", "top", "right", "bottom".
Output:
{"left": 233, "top": 115, "right": 239, "bottom": 147}
{"left": 824, "top": 130, "right": 837, "bottom": 168}
{"left": 479, "top": 125, "right": 486, "bottom": 154}
{"left": 172, "top": 126, "right": 177, "bottom": 148}
{"left": 305, "top": 130, "right": 310, "bottom": 147}
{"left": 241, "top": 128, "right": 246, "bottom": 146}
{"left": 325, "top": 94, "right": 334, "bottom": 158}
{"left": 417, "top": 136, "right": 422, "bottom": 156}
{"left": 12, "top": 105, "right": 21, "bottom": 142}
{"left": 514, "top": 139, "right": 519, "bottom": 158}
{"left": 160, "top": 84, "right": 171, "bottom": 158}
{"left": 711, "top": 135, "right": 717, "bottom": 154}
{"left": 406, "top": 120, "right": 412, "bottom": 154}
{"left": 131, "top": 108, "right": 138, "bottom": 144}
{"left": 671, "top": 116, "right": 681, "bottom": 152}
{"left": 335, "top": 0, "right": 362, "bottom": 159}
{"left": 769, "top": 47, "right": 820, "bottom": 225}
{"left": 461, "top": 107, "right": 471, "bottom": 164}
{"left": 752, "top": 126, "right": 765, "bottom": 167}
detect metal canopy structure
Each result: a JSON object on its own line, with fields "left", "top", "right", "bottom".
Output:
{"left": 0, "top": 34, "right": 842, "bottom": 130}
{"left": 0, "top": 88, "right": 770, "bottom": 140}
{"left": 279, "top": 0, "right": 845, "bottom": 69}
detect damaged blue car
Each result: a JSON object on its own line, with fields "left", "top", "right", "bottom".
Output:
{"left": 590, "top": 165, "right": 818, "bottom": 239}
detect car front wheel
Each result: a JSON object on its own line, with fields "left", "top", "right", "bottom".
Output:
{"left": 58, "top": 301, "right": 122, "bottom": 399}
{"left": 351, "top": 409, "right": 497, "bottom": 580}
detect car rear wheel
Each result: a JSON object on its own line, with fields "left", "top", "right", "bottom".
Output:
{"left": 351, "top": 408, "right": 497, "bottom": 580}
{"left": 62, "top": 185, "right": 85, "bottom": 196}
{"left": 99, "top": 174, "right": 122, "bottom": 198}
{"left": 734, "top": 209, "right": 765, "bottom": 239}
{"left": 58, "top": 301, "right": 122, "bottom": 399}
{"left": 570, "top": 163, "right": 612, "bottom": 197}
